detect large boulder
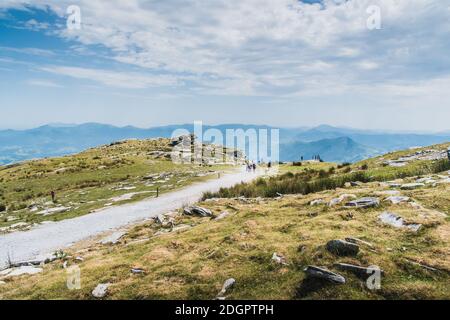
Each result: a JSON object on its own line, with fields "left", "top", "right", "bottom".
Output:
{"left": 326, "top": 239, "right": 360, "bottom": 256}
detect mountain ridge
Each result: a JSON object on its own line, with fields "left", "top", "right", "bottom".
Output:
{"left": 0, "top": 123, "right": 449, "bottom": 165}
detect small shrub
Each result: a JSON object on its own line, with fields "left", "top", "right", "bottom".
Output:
{"left": 0, "top": 204, "right": 6, "bottom": 212}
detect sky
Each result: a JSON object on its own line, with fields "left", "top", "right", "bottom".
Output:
{"left": 0, "top": 0, "right": 450, "bottom": 132}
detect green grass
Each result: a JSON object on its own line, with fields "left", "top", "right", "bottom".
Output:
{"left": 204, "top": 144, "right": 450, "bottom": 199}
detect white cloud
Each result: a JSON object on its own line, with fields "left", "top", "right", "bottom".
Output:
{"left": 40, "top": 65, "right": 180, "bottom": 89}
{"left": 27, "top": 79, "right": 63, "bottom": 88}
{"left": 2, "top": 0, "right": 450, "bottom": 99}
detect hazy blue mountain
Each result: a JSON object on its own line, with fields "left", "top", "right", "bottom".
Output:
{"left": 0, "top": 123, "right": 449, "bottom": 165}
{"left": 280, "top": 137, "right": 378, "bottom": 163}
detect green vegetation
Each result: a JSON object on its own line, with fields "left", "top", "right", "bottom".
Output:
{"left": 204, "top": 145, "right": 450, "bottom": 199}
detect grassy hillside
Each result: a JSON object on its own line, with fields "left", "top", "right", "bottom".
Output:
{"left": 0, "top": 138, "right": 237, "bottom": 233}
{"left": 0, "top": 143, "right": 449, "bottom": 300}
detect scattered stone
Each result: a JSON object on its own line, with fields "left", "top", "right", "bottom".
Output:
{"left": 0, "top": 266, "right": 43, "bottom": 279}
{"left": 436, "top": 178, "right": 450, "bottom": 184}
{"left": 153, "top": 214, "right": 166, "bottom": 225}
{"left": 10, "top": 252, "right": 60, "bottom": 268}
{"left": 404, "top": 259, "right": 440, "bottom": 272}
{"left": 62, "top": 261, "right": 68, "bottom": 269}
{"left": 379, "top": 212, "right": 422, "bottom": 232}
{"left": 310, "top": 199, "right": 325, "bottom": 206}
{"left": 326, "top": 239, "right": 359, "bottom": 256}
{"left": 400, "top": 183, "right": 425, "bottom": 190}
{"left": 416, "top": 178, "right": 436, "bottom": 184}
{"left": 385, "top": 196, "right": 410, "bottom": 205}
{"left": 36, "top": 206, "right": 71, "bottom": 216}
{"left": 303, "top": 266, "right": 345, "bottom": 284}
{"left": 99, "top": 231, "right": 126, "bottom": 245}
{"left": 131, "top": 268, "right": 145, "bottom": 274}
{"left": 344, "top": 197, "right": 379, "bottom": 209}
{"left": 183, "top": 206, "right": 212, "bottom": 217}
{"left": 0, "top": 281, "right": 5, "bottom": 285}
{"left": 75, "top": 256, "right": 84, "bottom": 262}
{"left": 215, "top": 211, "right": 230, "bottom": 221}
{"left": 328, "top": 194, "right": 357, "bottom": 206}
{"left": 334, "top": 263, "right": 383, "bottom": 278}
{"left": 350, "top": 181, "right": 362, "bottom": 187}
{"left": 388, "top": 183, "right": 402, "bottom": 188}
{"left": 92, "top": 283, "right": 111, "bottom": 298}
{"left": 217, "top": 278, "right": 236, "bottom": 297}
{"left": 272, "top": 253, "right": 288, "bottom": 265}
{"left": 110, "top": 191, "right": 152, "bottom": 202}
{"left": 375, "top": 190, "right": 401, "bottom": 196}
{"left": 345, "top": 237, "right": 374, "bottom": 248}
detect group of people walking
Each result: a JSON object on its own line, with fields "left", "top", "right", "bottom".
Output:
{"left": 245, "top": 160, "right": 272, "bottom": 173}
{"left": 246, "top": 162, "right": 257, "bottom": 172}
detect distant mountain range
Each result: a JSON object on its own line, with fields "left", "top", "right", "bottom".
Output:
{"left": 0, "top": 123, "right": 449, "bottom": 165}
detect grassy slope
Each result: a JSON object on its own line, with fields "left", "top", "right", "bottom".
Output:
{"left": 0, "top": 138, "right": 231, "bottom": 231}
{"left": 0, "top": 143, "right": 449, "bottom": 300}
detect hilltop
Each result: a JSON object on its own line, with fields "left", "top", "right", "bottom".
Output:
{"left": 0, "top": 137, "right": 244, "bottom": 233}
{"left": 0, "top": 142, "right": 448, "bottom": 299}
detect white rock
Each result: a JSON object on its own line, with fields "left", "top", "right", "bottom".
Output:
{"left": 385, "top": 196, "right": 410, "bottom": 205}
{"left": 92, "top": 283, "right": 111, "bottom": 298}
{"left": 99, "top": 231, "right": 126, "bottom": 245}
{"left": 36, "top": 206, "right": 71, "bottom": 216}
{"left": 379, "top": 212, "right": 422, "bottom": 232}
{"left": 272, "top": 252, "right": 288, "bottom": 265}
{"left": 0, "top": 266, "right": 43, "bottom": 278}
{"left": 215, "top": 211, "right": 230, "bottom": 221}
{"left": 310, "top": 199, "right": 325, "bottom": 206}
{"left": 401, "top": 183, "right": 425, "bottom": 190}
{"left": 217, "top": 278, "right": 236, "bottom": 297}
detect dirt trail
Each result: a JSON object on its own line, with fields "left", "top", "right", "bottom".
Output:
{"left": 0, "top": 167, "right": 265, "bottom": 269}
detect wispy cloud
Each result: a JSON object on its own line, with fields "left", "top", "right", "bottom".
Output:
{"left": 26, "top": 78, "right": 63, "bottom": 88}
{"left": 40, "top": 65, "right": 180, "bottom": 89}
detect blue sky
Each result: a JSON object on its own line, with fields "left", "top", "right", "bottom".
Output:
{"left": 1, "top": 0, "right": 450, "bottom": 131}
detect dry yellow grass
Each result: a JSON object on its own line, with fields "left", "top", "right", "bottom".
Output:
{"left": 1, "top": 171, "right": 448, "bottom": 300}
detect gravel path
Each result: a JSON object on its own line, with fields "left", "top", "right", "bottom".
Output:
{"left": 0, "top": 168, "right": 264, "bottom": 269}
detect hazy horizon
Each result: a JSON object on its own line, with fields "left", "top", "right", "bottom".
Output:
{"left": 1, "top": 121, "right": 448, "bottom": 135}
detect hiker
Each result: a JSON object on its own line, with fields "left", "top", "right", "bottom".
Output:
{"left": 268, "top": 161, "right": 272, "bottom": 169}
{"left": 252, "top": 163, "right": 256, "bottom": 172}
{"left": 51, "top": 190, "right": 56, "bottom": 203}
